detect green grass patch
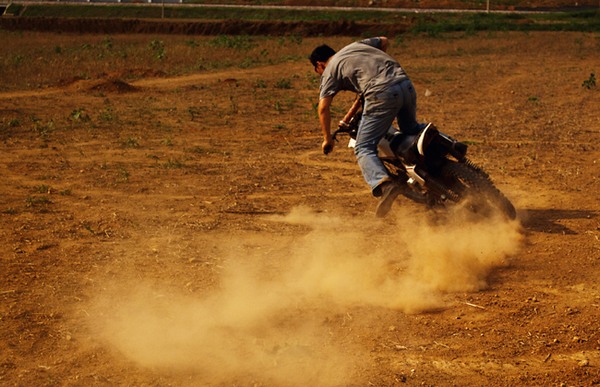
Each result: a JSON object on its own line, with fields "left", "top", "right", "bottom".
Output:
{"left": 13, "top": 4, "right": 599, "bottom": 32}
{"left": 17, "top": 4, "right": 401, "bottom": 22}
{"left": 411, "top": 10, "right": 600, "bottom": 35}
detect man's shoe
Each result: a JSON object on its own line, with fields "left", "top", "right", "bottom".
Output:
{"left": 375, "top": 181, "right": 402, "bottom": 218}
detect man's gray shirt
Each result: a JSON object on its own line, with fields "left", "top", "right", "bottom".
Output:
{"left": 319, "top": 37, "right": 408, "bottom": 101}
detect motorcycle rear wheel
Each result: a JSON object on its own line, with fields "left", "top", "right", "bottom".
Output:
{"left": 441, "top": 161, "right": 517, "bottom": 220}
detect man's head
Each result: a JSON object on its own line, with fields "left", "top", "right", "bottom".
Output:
{"left": 309, "top": 44, "right": 336, "bottom": 75}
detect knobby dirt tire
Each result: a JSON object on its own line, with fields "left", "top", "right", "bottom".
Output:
{"left": 441, "top": 161, "right": 517, "bottom": 220}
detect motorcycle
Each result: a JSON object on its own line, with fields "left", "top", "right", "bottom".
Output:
{"left": 332, "top": 112, "right": 517, "bottom": 220}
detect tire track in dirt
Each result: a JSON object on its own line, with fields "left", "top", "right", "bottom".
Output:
{"left": 0, "top": 62, "right": 302, "bottom": 100}
{"left": 132, "top": 63, "right": 301, "bottom": 89}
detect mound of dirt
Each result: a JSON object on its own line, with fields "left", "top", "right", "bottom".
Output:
{"left": 98, "top": 69, "right": 167, "bottom": 80}
{"left": 88, "top": 79, "right": 139, "bottom": 94}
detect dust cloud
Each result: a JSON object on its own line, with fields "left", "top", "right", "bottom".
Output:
{"left": 93, "top": 205, "right": 522, "bottom": 385}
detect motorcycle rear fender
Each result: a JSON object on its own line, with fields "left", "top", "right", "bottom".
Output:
{"left": 435, "top": 131, "right": 468, "bottom": 160}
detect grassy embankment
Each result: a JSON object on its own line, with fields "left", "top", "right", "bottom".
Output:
{"left": 4, "top": 3, "right": 600, "bottom": 34}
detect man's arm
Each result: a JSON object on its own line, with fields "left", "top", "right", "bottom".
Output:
{"left": 378, "top": 36, "right": 389, "bottom": 52}
{"left": 318, "top": 96, "right": 335, "bottom": 154}
{"left": 361, "top": 36, "right": 389, "bottom": 52}
{"left": 340, "top": 95, "right": 362, "bottom": 127}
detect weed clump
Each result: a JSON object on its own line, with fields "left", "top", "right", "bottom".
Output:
{"left": 582, "top": 72, "right": 596, "bottom": 89}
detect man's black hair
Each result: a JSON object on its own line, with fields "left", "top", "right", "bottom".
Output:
{"left": 309, "top": 45, "right": 336, "bottom": 67}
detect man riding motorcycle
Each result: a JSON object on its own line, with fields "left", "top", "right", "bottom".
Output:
{"left": 309, "top": 36, "right": 431, "bottom": 218}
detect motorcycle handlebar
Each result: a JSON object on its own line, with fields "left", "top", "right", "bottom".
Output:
{"left": 332, "top": 125, "right": 352, "bottom": 141}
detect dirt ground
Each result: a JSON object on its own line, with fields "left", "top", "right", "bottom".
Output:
{"left": 0, "top": 31, "right": 599, "bottom": 386}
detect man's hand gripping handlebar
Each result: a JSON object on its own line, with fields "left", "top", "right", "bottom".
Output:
{"left": 323, "top": 121, "right": 354, "bottom": 155}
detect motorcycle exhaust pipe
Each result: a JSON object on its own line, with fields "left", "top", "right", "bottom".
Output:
{"left": 437, "top": 132, "right": 468, "bottom": 161}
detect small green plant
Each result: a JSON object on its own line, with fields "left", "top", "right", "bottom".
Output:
{"left": 188, "top": 146, "right": 210, "bottom": 155}
{"left": 121, "top": 137, "right": 140, "bottom": 148}
{"left": 274, "top": 101, "right": 283, "bottom": 113}
{"left": 393, "top": 35, "right": 405, "bottom": 47}
{"left": 33, "top": 184, "right": 51, "bottom": 194}
{"left": 12, "top": 54, "right": 24, "bottom": 66}
{"left": 26, "top": 196, "right": 52, "bottom": 207}
{"left": 209, "top": 35, "right": 255, "bottom": 50}
{"left": 161, "top": 137, "right": 173, "bottom": 146}
{"left": 81, "top": 221, "right": 95, "bottom": 235}
{"left": 239, "top": 57, "right": 258, "bottom": 69}
{"left": 70, "top": 108, "right": 90, "bottom": 122}
{"left": 306, "top": 71, "right": 320, "bottom": 86}
{"left": 32, "top": 119, "right": 54, "bottom": 140}
{"left": 116, "top": 166, "right": 129, "bottom": 183}
{"left": 287, "top": 34, "right": 303, "bottom": 45}
{"left": 149, "top": 39, "right": 165, "bottom": 60}
{"left": 99, "top": 107, "right": 114, "bottom": 121}
{"left": 275, "top": 78, "right": 292, "bottom": 89}
{"left": 102, "top": 37, "right": 113, "bottom": 50}
{"left": 253, "top": 79, "right": 267, "bottom": 89}
{"left": 310, "top": 100, "right": 319, "bottom": 117}
{"left": 187, "top": 106, "right": 201, "bottom": 121}
{"left": 163, "top": 159, "right": 184, "bottom": 169}
{"left": 582, "top": 72, "right": 596, "bottom": 89}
